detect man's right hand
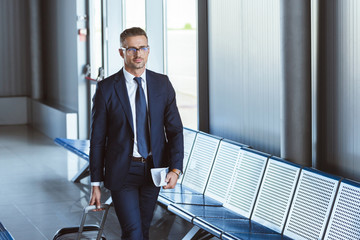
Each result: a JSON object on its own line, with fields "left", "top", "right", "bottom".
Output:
{"left": 89, "top": 186, "right": 103, "bottom": 211}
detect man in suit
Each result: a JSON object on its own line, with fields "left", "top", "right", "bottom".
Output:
{"left": 89, "top": 27, "right": 184, "bottom": 240}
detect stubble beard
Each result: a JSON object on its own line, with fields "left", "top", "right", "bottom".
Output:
{"left": 128, "top": 58, "right": 145, "bottom": 70}
{"left": 134, "top": 62, "right": 145, "bottom": 69}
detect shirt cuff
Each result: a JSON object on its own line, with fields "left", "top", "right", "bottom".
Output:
{"left": 91, "top": 182, "right": 101, "bottom": 186}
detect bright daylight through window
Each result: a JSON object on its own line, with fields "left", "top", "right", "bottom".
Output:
{"left": 166, "top": 0, "right": 198, "bottom": 130}
{"left": 125, "top": 0, "right": 146, "bottom": 29}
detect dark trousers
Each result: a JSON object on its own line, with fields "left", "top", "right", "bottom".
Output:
{"left": 111, "top": 160, "right": 160, "bottom": 240}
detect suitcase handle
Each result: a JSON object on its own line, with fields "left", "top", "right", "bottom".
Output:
{"left": 84, "top": 204, "right": 109, "bottom": 214}
{"left": 76, "top": 204, "right": 110, "bottom": 240}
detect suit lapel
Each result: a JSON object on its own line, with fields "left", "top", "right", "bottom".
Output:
{"left": 114, "top": 69, "right": 134, "bottom": 133}
{"left": 146, "top": 71, "right": 161, "bottom": 135}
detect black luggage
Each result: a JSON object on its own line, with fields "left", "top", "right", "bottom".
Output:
{"left": 53, "top": 204, "right": 110, "bottom": 240}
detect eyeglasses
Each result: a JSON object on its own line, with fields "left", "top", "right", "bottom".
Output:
{"left": 121, "top": 46, "right": 150, "bottom": 55}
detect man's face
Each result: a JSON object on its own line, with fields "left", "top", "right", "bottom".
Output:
{"left": 119, "top": 35, "right": 149, "bottom": 73}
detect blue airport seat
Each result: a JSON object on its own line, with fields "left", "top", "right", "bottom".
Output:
{"left": 179, "top": 127, "right": 198, "bottom": 183}
{"left": 168, "top": 204, "right": 239, "bottom": 223}
{"left": 54, "top": 138, "right": 90, "bottom": 182}
{"left": 221, "top": 148, "right": 270, "bottom": 219}
{"left": 205, "top": 139, "right": 249, "bottom": 202}
{"left": 167, "top": 139, "right": 250, "bottom": 222}
{"left": 250, "top": 157, "right": 301, "bottom": 233}
{"left": 175, "top": 147, "right": 270, "bottom": 239}
{"left": 159, "top": 132, "right": 222, "bottom": 205}
{"left": 323, "top": 179, "right": 360, "bottom": 240}
{"left": 192, "top": 156, "right": 301, "bottom": 238}
{"left": 180, "top": 132, "right": 222, "bottom": 193}
{"left": 193, "top": 218, "right": 278, "bottom": 238}
{"left": 157, "top": 185, "right": 202, "bottom": 206}
{"left": 0, "top": 222, "right": 14, "bottom": 240}
{"left": 162, "top": 194, "right": 222, "bottom": 207}
{"left": 54, "top": 138, "right": 90, "bottom": 161}
{"left": 283, "top": 168, "right": 341, "bottom": 240}
{"left": 222, "top": 232, "right": 291, "bottom": 240}
{"left": 159, "top": 127, "right": 198, "bottom": 195}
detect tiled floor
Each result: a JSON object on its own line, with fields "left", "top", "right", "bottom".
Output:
{"left": 0, "top": 125, "right": 209, "bottom": 240}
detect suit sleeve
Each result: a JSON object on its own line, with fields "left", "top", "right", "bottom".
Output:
{"left": 89, "top": 82, "right": 107, "bottom": 182}
{"left": 164, "top": 78, "right": 184, "bottom": 172}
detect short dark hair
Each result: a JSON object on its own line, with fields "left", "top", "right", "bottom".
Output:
{"left": 120, "top": 27, "right": 148, "bottom": 47}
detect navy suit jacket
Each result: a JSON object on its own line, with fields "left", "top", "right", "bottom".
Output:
{"left": 89, "top": 69, "right": 184, "bottom": 191}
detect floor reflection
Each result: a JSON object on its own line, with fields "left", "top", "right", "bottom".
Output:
{"left": 0, "top": 125, "right": 206, "bottom": 240}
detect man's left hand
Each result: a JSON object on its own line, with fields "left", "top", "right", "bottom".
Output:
{"left": 163, "top": 171, "right": 179, "bottom": 189}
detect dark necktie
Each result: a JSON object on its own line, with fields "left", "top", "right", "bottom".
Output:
{"left": 134, "top": 77, "right": 150, "bottom": 158}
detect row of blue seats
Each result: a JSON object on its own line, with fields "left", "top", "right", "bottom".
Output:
{"left": 158, "top": 128, "right": 360, "bottom": 240}
{"left": 54, "top": 128, "right": 360, "bottom": 240}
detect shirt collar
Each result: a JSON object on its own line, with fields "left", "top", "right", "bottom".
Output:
{"left": 123, "top": 68, "right": 146, "bottom": 84}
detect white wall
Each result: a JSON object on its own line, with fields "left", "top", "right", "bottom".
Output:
{"left": 31, "top": 100, "right": 78, "bottom": 139}
{"left": 0, "top": 97, "right": 29, "bottom": 125}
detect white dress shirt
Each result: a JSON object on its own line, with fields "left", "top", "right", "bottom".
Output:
{"left": 123, "top": 68, "right": 149, "bottom": 158}
{"left": 92, "top": 68, "right": 149, "bottom": 186}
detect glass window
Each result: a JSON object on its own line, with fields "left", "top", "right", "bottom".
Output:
{"left": 89, "top": 0, "right": 104, "bottom": 109}
{"left": 89, "top": 0, "right": 103, "bottom": 81}
{"left": 124, "top": 0, "right": 146, "bottom": 30}
{"left": 166, "top": 0, "right": 198, "bottom": 129}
